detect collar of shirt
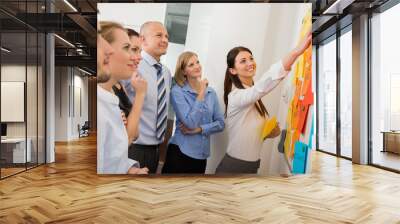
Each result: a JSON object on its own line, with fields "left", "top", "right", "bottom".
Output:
{"left": 182, "top": 82, "right": 212, "bottom": 95}
{"left": 97, "top": 85, "right": 119, "bottom": 106}
{"left": 141, "top": 50, "right": 160, "bottom": 68}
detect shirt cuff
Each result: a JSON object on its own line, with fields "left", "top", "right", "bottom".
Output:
{"left": 129, "top": 159, "right": 140, "bottom": 169}
{"left": 270, "top": 60, "right": 291, "bottom": 81}
{"left": 200, "top": 123, "right": 213, "bottom": 136}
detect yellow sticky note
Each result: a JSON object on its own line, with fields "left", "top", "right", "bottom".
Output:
{"left": 284, "top": 130, "right": 292, "bottom": 159}
{"left": 261, "top": 116, "right": 278, "bottom": 140}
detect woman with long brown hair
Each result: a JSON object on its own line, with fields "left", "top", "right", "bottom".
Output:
{"left": 216, "top": 33, "right": 312, "bottom": 174}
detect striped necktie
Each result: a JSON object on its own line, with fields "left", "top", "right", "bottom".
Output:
{"left": 154, "top": 63, "right": 167, "bottom": 141}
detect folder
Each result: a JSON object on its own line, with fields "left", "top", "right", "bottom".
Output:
{"left": 308, "top": 114, "right": 314, "bottom": 149}
{"left": 292, "top": 141, "right": 309, "bottom": 174}
{"left": 261, "top": 116, "right": 278, "bottom": 140}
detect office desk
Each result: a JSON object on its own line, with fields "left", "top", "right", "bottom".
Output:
{"left": 381, "top": 131, "right": 400, "bottom": 154}
{"left": 1, "top": 138, "right": 32, "bottom": 163}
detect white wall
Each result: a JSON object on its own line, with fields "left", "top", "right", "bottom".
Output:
{"left": 72, "top": 74, "right": 89, "bottom": 138}
{"left": 55, "top": 66, "right": 68, "bottom": 141}
{"left": 54, "top": 67, "right": 89, "bottom": 141}
{"left": 164, "top": 43, "right": 185, "bottom": 76}
{"left": 1, "top": 65, "right": 33, "bottom": 138}
{"left": 1, "top": 65, "right": 26, "bottom": 140}
{"left": 184, "top": 4, "right": 215, "bottom": 72}
{"left": 1, "top": 64, "right": 45, "bottom": 163}
{"left": 98, "top": 3, "right": 167, "bottom": 32}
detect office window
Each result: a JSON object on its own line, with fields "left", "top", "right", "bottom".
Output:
{"left": 317, "top": 36, "right": 337, "bottom": 154}
{"left": 1, "top": 31, "right": 28, "bottom": 178}
{"left": 339, "top": 28, "right": 352, "bottom": 158}
{"left": 371, "top": 3, "right": 400, "bottom": 171}
{"left": 0, "top": 1, "right": 46, "bottom": 179}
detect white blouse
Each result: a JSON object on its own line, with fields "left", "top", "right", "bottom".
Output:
{"left": 225, "top": 61, "right": 290, "bottom": 162}
{"left": 97, "top": 86, "right": 138, "bottom": 174}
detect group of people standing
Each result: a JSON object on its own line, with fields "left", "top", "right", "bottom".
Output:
{"left": 97, "top": 20, "right": 311, "bottom": 175}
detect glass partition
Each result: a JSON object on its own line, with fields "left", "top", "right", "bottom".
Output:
{"left": 317, "top": 36, "right": 337, "bottom": 155}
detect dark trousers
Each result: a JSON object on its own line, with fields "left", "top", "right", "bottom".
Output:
{"left": 162, "top": 144, "right": 207, "bottom": 174}
{"left": 128, "top": 144, "right": 160, "bottom": 174}
{"left": 215, "top": 154, "right": 260, "bottom": 174}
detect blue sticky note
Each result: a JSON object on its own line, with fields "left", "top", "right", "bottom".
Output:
{"left": 292, "top": 141, "right": 309, "bottom": 174}
{"left": 308, "top": 113, "right": 314, "bottom": 149}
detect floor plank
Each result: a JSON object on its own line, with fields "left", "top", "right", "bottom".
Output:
{"left": 0, "top": 135, "right": 399, "bottom": 223}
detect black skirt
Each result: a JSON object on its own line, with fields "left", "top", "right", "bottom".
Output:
{"left": 162, "top": 144, "right": 207, "bottom": 174}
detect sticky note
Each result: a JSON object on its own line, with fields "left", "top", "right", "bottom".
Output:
{"left": 261, "top": 116, "right": 278, "bottom": 140}
{"left": 292, "top": 141, "right": 309, "bottom": 174}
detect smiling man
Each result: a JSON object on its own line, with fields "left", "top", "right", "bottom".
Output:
{"left": 122, "top": 21, "right": 173, "bottom": 173}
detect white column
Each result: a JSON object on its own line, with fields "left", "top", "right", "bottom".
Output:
{"left": 46, "top": 32, "right": 55, "bottom": 163}
{"left": 352, "top": 14, "right": 369, "bottom": 164}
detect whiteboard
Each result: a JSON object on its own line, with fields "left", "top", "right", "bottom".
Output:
{"left": 1, "top": 82, "right": 25, "bottom": 122}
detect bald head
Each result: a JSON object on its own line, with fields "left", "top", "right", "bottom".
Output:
{"left": 140, "top": 21, "right": 164, "bottom": 36}
{"left": 140, "top": 21, "right": 169, "bottom": 61}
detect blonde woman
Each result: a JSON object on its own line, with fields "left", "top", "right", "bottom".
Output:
{"left": 162, "top": 52, "right": 225, "bottom": 174}
{"left": 97, "top": 21, "right": 148, "bottom": 174}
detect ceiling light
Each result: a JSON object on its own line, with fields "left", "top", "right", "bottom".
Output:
{"left": 63, "top": 0, "right": 78, "bottom": 12}
{"left": 54, "top": 34, "right": 75, "bottom": 48}
{"left": 77, "top": 67, "right": 92, "bottom": 76}
{"left": 1, "top": 47, "right": 11, "bottom": 53}
{"left": 322, "top": 0, "right": 354, "bottom": 15}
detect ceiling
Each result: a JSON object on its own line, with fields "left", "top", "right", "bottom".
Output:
{"left": 0, "top": 0, "right": 97, "bottom": 74}
{"left": 0, "top": 0, "right": 396, "bottom": 75}
{"left": 310, "top": 0, "right": 391, "bottom": 43}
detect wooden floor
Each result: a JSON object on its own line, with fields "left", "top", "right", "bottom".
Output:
{"left": 1, "top": 167, "right": 26, "bottom": 178}
{"left": 0, "top": 135, "right": 400, "bottom": 223}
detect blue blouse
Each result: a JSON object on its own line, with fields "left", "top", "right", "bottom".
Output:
{"left": 169, "top": 82, "right": 225, "bottom": 159}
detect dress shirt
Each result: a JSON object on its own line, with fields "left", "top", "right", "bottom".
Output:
{"left": 121, "top": 51, "right": 172, "bottom": 145}
{"left": 169, "top": 83, "right": 225, "bottom": 159}
{"left": 97, "top": 86, "right": 138, "bottom": 174}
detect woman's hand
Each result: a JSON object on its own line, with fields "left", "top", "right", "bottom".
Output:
{"left": 266, "top": 123, "right": 281, "bottom": 139}
{"left": 293, "top": 31, "right": 312, "bottom": 57}
{"left": 197, "top": 78, "right": 209, "bottom": 101}
{"left": 179, "top": 123, "right": 202, "bottom": 135}
{"left": 128, "top": 167, "right": 149, "bottom": 175}
{"left": 282, "top": 31, "right": 312, "bottom": 71}
{"left": 131, "top": 74, "right": 147, "bottom": 96}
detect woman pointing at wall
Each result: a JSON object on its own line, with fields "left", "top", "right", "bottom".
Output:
{"left": 216, "top": 32, "right": 312, "bottom": 174}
